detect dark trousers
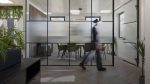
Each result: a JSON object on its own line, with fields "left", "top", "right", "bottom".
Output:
{"left": 80, "top": 50, "right": 103, "bottom": 70}
{"left": 96, "top": 50, "right": 103, "bottom": 70}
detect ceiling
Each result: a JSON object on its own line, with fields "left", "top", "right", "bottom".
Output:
{"left": 0, "top": 0, "right": 23, "bottom": 6}
{"left": 0, "top": 0, "right": 132, "bottom": 7}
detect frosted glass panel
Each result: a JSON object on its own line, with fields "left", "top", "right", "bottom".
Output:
{"left": 48, "top": 22, "right": 69, "bottom": 43}
{"left": 69, "top": 22, "right": 112, "bottom": 43}
{"left": 70, "top": 22, "right": 91, "bottom": 43}
{"left": 97, "top": 22, "right": 112, "bottom": 43}
{"left": 27, "top": 22, "right": 47, "bottom": 42}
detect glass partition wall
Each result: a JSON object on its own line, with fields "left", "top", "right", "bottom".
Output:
{"left": 26, "top": 0, "right": 114, "bottom": 66}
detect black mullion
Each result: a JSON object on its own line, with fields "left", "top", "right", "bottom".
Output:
{"left": 91, "top": 0, "right": 92, "bottom": 66}
{"left": 69, "top": 0, "right": 71, "bottom": 66}
{"left": 136, "top": 0, "right": 139, "bottom": 67}
{"left": 91, "top": 0, "right": 92, "bottom": 42}
{"left": 25, "top": 0, "right": 27, "bottom": 58}
{"left": 47, "top": 0, "right": 49, "bottom": 66}
{"left": 112, "top": 0, "right": 115, "bottom": 66}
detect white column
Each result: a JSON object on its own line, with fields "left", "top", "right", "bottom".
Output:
{"left": 144, "top": 0, "right": 150, "bottom": 83}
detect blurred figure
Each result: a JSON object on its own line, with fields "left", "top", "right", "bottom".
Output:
{"left": 79, "top": 19, "right": 106, "bottom": 71}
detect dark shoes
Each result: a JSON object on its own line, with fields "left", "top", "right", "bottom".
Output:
{"left": 98, "top": 67, "right": 106, "bottom": 71}
{"left": 79, "top": 63, "right": 86, "bottom": 70}
{"left": 79, "top": 63, "right": 106, "bottom": 71}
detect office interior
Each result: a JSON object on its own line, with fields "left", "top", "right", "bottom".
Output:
{"left": 1, "top": 0, "right": 150, "bottom": 84}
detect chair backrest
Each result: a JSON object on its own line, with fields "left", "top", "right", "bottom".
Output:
{"left": 57, "top": 43, "right": 67, "bottom": 51}
{"left": 67, "top": 43, "right": 79, "bottom": 52}
{"left": 83, "top": 43, "right": 91, "bottom": 52}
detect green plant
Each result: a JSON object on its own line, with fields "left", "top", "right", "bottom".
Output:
{"left": 0, "top": 6, "right": 23, "bottom": 20}
{"left": 0, "top": 27, "right": 24, "bottom": 63}
{"left": 133, "top": 40, "right": 145, "bottom": 77}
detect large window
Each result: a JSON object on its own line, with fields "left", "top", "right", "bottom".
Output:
{"left": 118, "top": 12, "right": 125, "bottom": 38}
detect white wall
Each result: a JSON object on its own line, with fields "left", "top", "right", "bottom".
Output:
{"left": 143, "top": 0, "right": 150, "bottom": 83}
{"left": 115, "top": 0, "right": 137, "bottom": 64}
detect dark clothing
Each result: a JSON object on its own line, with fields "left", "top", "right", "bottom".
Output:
{"left": 92, "top": 27, "right": 98, "bottom": 42}
{"left": 80, "top": 24, "right": 104, "bottom": 71}
{"left": 91, "top": 26, "right": 98, "bottom": 50}
{"left": 96, "top": 50, "right": 103, "bottom": 70}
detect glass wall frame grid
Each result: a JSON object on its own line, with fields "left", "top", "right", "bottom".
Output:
{"left": 25, "top": 0, "right": 115, "bottom": 66}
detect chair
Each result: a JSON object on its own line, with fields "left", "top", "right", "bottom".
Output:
{"left": 83, "top": 43, "right": 91, "bottom": 55}
{"left": 48, "top": 44, "right": 53, "bottom": 56}
{"left": 67, "top": 43, "right": 80, "bottom": 59}
{"left": 57, "top": 43, "right": 67, "bottom": 58}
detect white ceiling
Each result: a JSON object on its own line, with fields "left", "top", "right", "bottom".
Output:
{"left": 0, "top": 0, "right": 131, "bottom": 7}
{"left": 0, "top": 0, "right": 23, "bottom": 6}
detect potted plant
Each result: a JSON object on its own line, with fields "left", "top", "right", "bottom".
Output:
{"left": 133, "top": 40, "right": 145, "bottom": 84}
{"left": 0, "top": 25, "right": 24, "bottom": 64}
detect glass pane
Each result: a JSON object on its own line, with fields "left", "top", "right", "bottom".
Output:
{"left": 70, "top": 0, "right": 91, "bottom": 21}
{"left": 48, "top": 22, "right": 69, "bottom": 65}
{"left": 27, "top": 22, "right": 47, "bottom": 43}
{"left": 92, "top": 0, "right": 112, "bottom": 21}
{"left": 27, "top": 0, "right": 47, "bottom": 21}
{"left": 70, "top": 22, "right": 91, "bottom": 43}
{"left": 70, "top": 22, "right": 91, "bottom": 65}
{"left": 27, "top": 22, "right": 47, "bottom": 65}
{"left": 48, "top": 0, "right": 69, "bottom": 21}
{"left": 70, "top": 0, "right": 92, "bottom": 64}
{"left": 47, "top": 0, "right": 69, "bottom": 65}
{"left": 90, "top": 0, "right": 113, "bottom": 65}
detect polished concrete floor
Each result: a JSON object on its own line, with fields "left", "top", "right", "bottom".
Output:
{"left": 30, "top": 56, "right": 141, "bottom": 84}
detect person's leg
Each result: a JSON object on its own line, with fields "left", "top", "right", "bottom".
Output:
{"left": 80, "top": 52, "right": 90, "bottom": 65}
{"left": 79, "top": 50, "right": 95, "bottom": 70}
{"left": 84, "top": 50, "right": 95, "bottom": 64}
{"left": 96, "top": 50, "right": 106, "bottom": 71}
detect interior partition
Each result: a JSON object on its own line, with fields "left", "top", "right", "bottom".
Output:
{"left": 25, "top": 0, "right": 114, "bottom": 66}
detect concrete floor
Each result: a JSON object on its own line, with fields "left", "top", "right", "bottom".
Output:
{"left": 30, "top": 56, "right": 141, "bottom": 84}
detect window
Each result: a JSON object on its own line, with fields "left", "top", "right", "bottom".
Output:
{"left": 118, "top": 12, "right": 125, "bottom": 38}
{"left": 50, "top": 16, "right": 65, "bottom": 21}
{"left": 85, "top": 16, "right": 101, "bottom": 21}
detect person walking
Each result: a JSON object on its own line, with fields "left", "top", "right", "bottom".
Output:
{"left": 79, "top": 19, "right": 106, "bottom": 71}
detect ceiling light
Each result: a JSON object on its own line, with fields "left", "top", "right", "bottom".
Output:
{"left": 70, "top": 10, "right": 80, "bottom": 15}
{"left": 0, "top": 0, "right": 13, "bottom": 4}
{"left": 43, "top": 12, "right": 52, "bottom": 15}
{"left": 100, "top": 10, "right": 112, "bottom": 13}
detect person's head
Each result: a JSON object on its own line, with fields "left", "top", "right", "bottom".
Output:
{"left": 93, "top": 18, "right": 101, "bottom": 26}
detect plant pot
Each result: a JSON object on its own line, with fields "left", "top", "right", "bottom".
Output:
{"left": 139, "top": 75, "right": 145, "bottom": 84}
{"left": 0, "top": 48, "right": 21, "bottom": 71}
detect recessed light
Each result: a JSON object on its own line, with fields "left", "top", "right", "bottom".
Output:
{"left": 43, "top": 12, "right": 52, "bottom": 15}
{"left": 70, "top": 10, "right": 80, "bottom": 15}
{"left": 100, "top": 10, "right": 112, "bottom": 13}
{"left": 0, "top": 0, "right": 13, "bottom": 4}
